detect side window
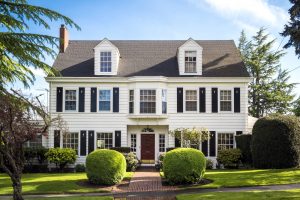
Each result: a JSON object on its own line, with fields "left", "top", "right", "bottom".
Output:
{"left": 65, "top": 90, "right": 77, "bottom": 111}
{"left": 162, "top": 89, "right": 167, "bottom": 114}
{"left": 129, "top": 90, "right": 134, "bottom": 114}
{"left": 130, "top": 134, "right": 137, "bottom": 152}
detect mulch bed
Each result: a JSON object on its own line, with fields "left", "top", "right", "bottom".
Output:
{"left": 161, "top": 178, "right": 213, "bottom": 188}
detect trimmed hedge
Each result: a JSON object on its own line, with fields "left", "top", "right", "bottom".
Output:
{"left": 86, "top": 149, "right": 126, "bottom": 185}
{"left": 163, "top": 148, "right": 206, "bottom": 184}
{"left": 217, "top": 148, "right": 241, "bottom": 168}
{"left": 235, "top": 134, "right": 252, "bottom": 165}
{"left": 251, "top": 115, "right": 300, "bottom": 169}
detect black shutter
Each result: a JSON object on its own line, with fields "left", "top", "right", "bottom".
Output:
{"left": 54, "top": 130, "right": 60, "bottom": 148}
{"left": 79, "top": 87, "right": 85, "bottom": 112}
{"left": 175, "top": 137, "right": 181, "bottom": 147}
{"left": 80, "top": 131, "right": 87, "bottom": 156}
{"left": 88, "top": 131, "right": 95, "bottom": 154}
{"left": 209, "top": 131, "right": 216, "bottom": 157}
{"left": 113, "top": 87, "right": 119, "bottom": 113}
{"left": 234, "top": 88, "right": 241, "bottom": 113}
{"left": 212, "top": 88, "right": 218, "bottom": 113}
{"left": 56, "top": 87, "right": 63, "bottom": 112}
{"left": 201, "top": 140, "right": 208, "bottom": 156}
{"left": 115, "top": 131, "right": 121, "bottom": 147}
{"left": 199, "top": 88, "right": 206, "bottom": 113}
{"left": 177, "top": 88, "right": 183, "bottom": 113}
{"left": 236, "top": 131, "right": 243, "bottom": 135}
{"left": 91, "top": 87, "right": 97, "bottom": 112}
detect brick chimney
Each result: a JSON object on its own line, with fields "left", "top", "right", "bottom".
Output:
{"left": 59, "top": 24, "right": 69, "bottom": 53}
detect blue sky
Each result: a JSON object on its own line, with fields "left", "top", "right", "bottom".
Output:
{"left": 15, "top": 0, "right": 300, "bottom": 104}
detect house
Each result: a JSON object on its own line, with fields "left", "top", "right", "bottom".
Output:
{"left": 45, "top": 25, "right": 251, "bottom": 165}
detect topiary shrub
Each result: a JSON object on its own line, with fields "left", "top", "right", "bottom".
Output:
{"left": 125, "top": 152, "right": 139, "bottom": 172}
{"left": 45, "top": 148, "right": 77, "bottom": 171}
{"left": 251, "top": 115, "right": 300, "bottom": 169}
{"left": 163, "top": 148, "right": 206, "bottom": 184}
{"left": 217, "top": 149, "right": 242, "bottom": 168}
{"left": 86, "top": 149, "right": 126, "bottom": 185}
{"left": 235, "top": 134, "right": 252, "bottom": 165}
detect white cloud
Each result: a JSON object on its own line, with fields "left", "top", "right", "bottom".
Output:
{"left": 189, "top": 0, "right": 289, "bottom": 30}
{"left": 204, "top": 0, "right": 288, "bottom": 26}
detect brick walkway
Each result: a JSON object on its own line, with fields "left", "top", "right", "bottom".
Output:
{"left": 114, "top": 167, "right": 177, "bottom": 199}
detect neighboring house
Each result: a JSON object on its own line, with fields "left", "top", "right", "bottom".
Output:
{"left": 44, "top": 25, "right": 251, "bottom": 165}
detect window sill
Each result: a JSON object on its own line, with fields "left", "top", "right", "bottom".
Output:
{"left": 127, "top": 114, "right": 168, "bottom": 119}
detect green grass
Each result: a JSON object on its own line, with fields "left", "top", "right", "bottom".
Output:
{"left": 176, "top": 189, "right": 300, "bottom": 200}
{"left": 162, "top": 169, "right": 300, "bottom": 188}
{"left": 28, "top": 196, "right": 113, "bottom": 200}
{"left": 0, "top": 172, "right": 133, "bottom": 195}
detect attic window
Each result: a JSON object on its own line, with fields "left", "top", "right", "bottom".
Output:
{"left": 100, "top": 51, "right": 112, "bottom": 72}
{"left": 184, "top": 51, "right": 197, "bottom": 73}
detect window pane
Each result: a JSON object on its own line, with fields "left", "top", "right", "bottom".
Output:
{"left": 130, "top": 134, "right": 137, "bottom": 152}
{"left": 162, "top": 89, "right": 167, "bottom": 114}
{"left": 218, "top": 133, "right": 234, "bottom": 151}
{"left": 100, "top": 51, "right": 112, "bottom": 72}
{"left": 63, "top": 132, "right": 79, "bottom": 153}
{"left": 65, "top": 90, "right": 76, "bottom": 111}
{"left": 129, "top": 90, "right": 134, "bottom": 113}
{"left": 184, "top": 51, "right": 197, "bottom": 73}
{"left": 185, "top": 90, "right": 197, "bottom": 111}
{"left": 97, "top": 133, "right": 113, "bottom": 149}
{"left": 220, "top": 90, "right": 232, "bottom": 111}
{"left": 159, "top": 134, "right": 165, "bottom": 152}
{"left": 99, "top": 90, "right": 111, "bottom": 111}
{"left": 140, "top": 90, "right": 156, "bottom": 113}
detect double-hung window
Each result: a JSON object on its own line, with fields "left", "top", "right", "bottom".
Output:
{"left": 185, "top": 90, "right": 197, "bottom": 111}
{"left": 140, "top": 90, "right": 156, "bottom": 114}
{"left": 100, "top": 51, "right": 112, "bottom": 72}
{"left": 185, "top": 51, "right": 197, "bottom": 73}
{"left": 99, "top": 90, "right": 111, "bottom": 111}
{"left": 162, "top": 89, "right": 167, "bottom": 114}
{"left": 63, "top": 132, "right": 79, "bottom": 153}
{"left": 218, "top": 133, "right": 234, "bottom": 151}
{"left": 97, "top": 132, "right": 113, "bottom": 149}
{"left": 65, "top": 90, "right": 77, "bottom": 111}
{"left": 129, "top": 90, "right": 134, "bottom": 114}
{"left": 220, "top": 90, "right": 232, "bottom": 111}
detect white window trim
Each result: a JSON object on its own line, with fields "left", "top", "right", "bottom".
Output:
{"left": 216, "top": 131, "right": 236, "bottom": 155}
{"left": 96, "top": 132, "right": 114, "bottom": 149}
{"left": 98, "top": 88, "right": 113, "bottom": 113}
{"left": 184, "top": 50, "right": 197, "bottom": 73}
{"left": 63, "top": 88, "right": 78, "bottom": 112}
{"left": 139, "top": 88, "right": 157, "bottom": 114}
{"left": 62, "top": 131, "right": 79, "bottom": 155}
{"left": 183, "top": 88, "right": 198, "bottom": 113}
{"left": 218, "top": 88, "right": 234, "bottom": 113}
{"left": 100, "top": 51, "right": 112, "bottom": 73}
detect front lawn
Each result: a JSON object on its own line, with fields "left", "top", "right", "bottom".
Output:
{"left": 29, "top": 196, "right": 113, "bottom": 200}
{"left": 161, "top": 169, "right": 300, "bottom": 188}
{"left": 0, "top": 172, "right": 133, "bottom": 195}
{"left": 176, "top": 189, "right": 300, "bottom": 200}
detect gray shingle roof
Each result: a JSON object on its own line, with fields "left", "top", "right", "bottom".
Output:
{"left": 52, "top": 40, "right": 250, "bottom": 77}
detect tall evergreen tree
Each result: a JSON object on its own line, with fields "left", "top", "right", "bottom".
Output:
{"left": 238, "top": 28, "right": 295, "bottom": 117}
{"left": 293, "top": 97, "right": 300, "bottom": 116}
{"left": 281, "top": 0, "right": 300, "bottom": 58}
{"left": 0, "top": 0, "right": 80, "bottom": 89}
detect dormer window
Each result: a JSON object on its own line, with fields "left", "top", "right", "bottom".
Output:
{"left": 185, "top": 51, "right": 197, "bottom": 73}
{"left": 100, "top": 51, "right": 112, "bottom": 72}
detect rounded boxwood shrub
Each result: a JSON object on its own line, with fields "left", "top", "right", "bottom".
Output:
{"left": 217, "top": 148, "right": 242, "bottom": 168}
{"left": 86, "top": 149, "right": 126, "bottom": 185}
{"left": 45, "top": 148, "right": 77, "bottom": 171}
{"left": 251, "top": 115, "right": 300, "bottom": 169}
{"left": 163, "top": 148, "right": 206, "bottom": 184}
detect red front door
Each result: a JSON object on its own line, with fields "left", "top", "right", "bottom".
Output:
{"left": 141, "top": 134, "right": 155, "bottom": 161}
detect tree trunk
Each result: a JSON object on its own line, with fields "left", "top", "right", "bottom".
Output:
{"left": 12, "top": 174, "right": 23, "bottom": 200}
